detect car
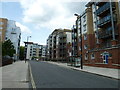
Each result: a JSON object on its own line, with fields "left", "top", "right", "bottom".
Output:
{"left": 36, "top": 58, "right": 39, "bottom": 61}
{"left": 2, "top": 55, "right": 13, "bottom": 66}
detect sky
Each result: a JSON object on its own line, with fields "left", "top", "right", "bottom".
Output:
{"left": 0, "top": 0, "right": 89, "bottom": 46}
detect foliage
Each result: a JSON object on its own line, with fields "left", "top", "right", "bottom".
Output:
{"left": 2, "top": 39, "right": 16, "bottom": 57}
{"left": 19, "top": 46, "right": 25, "bottom": 60}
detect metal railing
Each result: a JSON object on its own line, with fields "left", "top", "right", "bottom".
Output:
{"left": 96, "top": 2, "right": 115, "bottom": 16}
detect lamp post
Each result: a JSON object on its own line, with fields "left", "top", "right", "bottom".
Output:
{"left": 25, "top": 36, "right": 31, "bottom": 63}
{"left": 74, "top": 13, "right": 83, "bottom": 69}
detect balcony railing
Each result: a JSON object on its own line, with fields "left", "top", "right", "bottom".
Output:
{"left": 98, "top": 27, "right": 118, "bottom": 39}
{"left": 96, "top": 2, "right": 115, "bottom": 16}
{"left": 98, "top": 15, "right": 111, "bottom": 27}
{"left": 96, "top": 1, "right": 106, "bottom": 6}
{"left": 97, "top": 14, "right": 116, "bottom": 27}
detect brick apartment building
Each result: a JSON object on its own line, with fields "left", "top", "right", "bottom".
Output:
{"left": 46, "top": 29, "right": 72, "bottom": 62}
{"left": 73, "top": 1, "right": 120, "bottom": 68}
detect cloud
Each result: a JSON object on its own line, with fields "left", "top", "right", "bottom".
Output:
{"left": 19, "top": 0, "right": 87, "bottom": 31}
{"left": 16, "top": 22, "right": 32, "bottom": 33}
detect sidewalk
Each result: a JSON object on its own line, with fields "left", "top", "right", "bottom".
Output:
{"left": 1, "top": 61, "right": 29, "bottom": 89}
{"left": 47, "top": 61, "right": 120, "bottom": 80}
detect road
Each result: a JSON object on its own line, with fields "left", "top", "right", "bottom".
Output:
{"left": 29, "top": 61, "right": 119, "bottom": 88}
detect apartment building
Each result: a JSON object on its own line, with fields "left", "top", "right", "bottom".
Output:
{"left": 46, "top": 29, "right": 72, "bottom": 62}
{"left": 24, "top": 42, "right": 45, "bottom": 60}
{"left": 5, "top": 20, "right": 21, "bottom": 60}
{"left": 41, "top": 45, "right": 46, "bottom": 60}
{"left": 0, "top": 18, "right": 21, "bottom": 60}
{"left": 0, "top": 18, "right": 8, "bottom": 42}
{"left": 72, "top": 7, "right": 95, "bottom": 66}
{"left": 46, "top": 35, "right": 52, "bottom": 60}
{"left": 76, "top": 1, "right": 120, "bottom": 68}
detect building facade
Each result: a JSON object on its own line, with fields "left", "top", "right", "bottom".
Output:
{"left": 24, "top": 42, "right": 45, "bottom": 60}
{"left": 72, "top": 1, "right": 120, "bottom": 68}
{"left": 0, "top": 18, "right": 8, "bottom": 42}
{"left": 5, "top": 20, "right": 21, "bottom": 60}
{"left": 0, "top": 18, "right": 21, "bottom": 60}
{"left": 46, "top": 29, "right": 72, "bottom": 62}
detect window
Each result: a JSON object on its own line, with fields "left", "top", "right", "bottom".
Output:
{"left": 91, "top": 53, "right": 95, "bottom": 60}
{"left": 5, "top": 37, "right": 7, "bottom": 40}
{"left": 79, "top": 47, "right": 81, "bottom": 50}
{"left": 83, "top": 24, "right": 86, "bottom": 32}
{"left": 0, "top": 22, "right": 4, "bottom": 25}
{"left": 0, "top": 27, "right": 3, "bottom": 29}
{"left": 84, "top": 34, "right": 87, "bottom": 40}
{"left": 84, "top": 44, "right": 88, "bottom": 50}
{"left": 79, "top": 37, "right": 81, "bottom": 42}
{"left": 95, "top": 31, "right": 98, "bottom": 38}
{"left": 85, "top": 54, "right": 88, "bottom": 60}
{"left": 83, "top": 15, "right": 86, "bottom": 22}
{"left": 94, "top": 22, "right": 97, "bottom": 29}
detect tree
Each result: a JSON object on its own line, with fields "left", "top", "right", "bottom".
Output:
{"left": 2, "top": 39, "right": 16, "bottom": 57}
{"left": 19, "top": 46, "right": 25, "bottom": 60}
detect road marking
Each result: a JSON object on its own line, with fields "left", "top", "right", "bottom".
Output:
{"left": 28, "top": 62, "right": 37, "bottom": 89}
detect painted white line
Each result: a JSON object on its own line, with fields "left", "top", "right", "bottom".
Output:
{"left": 28, "top": 63, "right": 36, "bottom": 89}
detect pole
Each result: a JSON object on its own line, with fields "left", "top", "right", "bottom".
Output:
{"left": 94, "top": 2, "right": 99, "bottom": 44}
{"left": 110, "top": 0, "right": 115, "bottom": 40}
{"left": 25, "top": 36, "right": 31, "bottom": 63}
{"left": 74, "top": 14, "right": 83, "bottom": 69}
{"left": 79, "top": 17, "right": 83, "bottom": 69}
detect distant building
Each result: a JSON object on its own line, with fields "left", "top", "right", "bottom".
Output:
{"left": 46, "top": 29, "right": 72, "bottom": 62}
{"left": 42, "top": 45, "right": 46, "bottom": 58}
{"left": 24, "top": 42, "right": 45, "bottom": 60}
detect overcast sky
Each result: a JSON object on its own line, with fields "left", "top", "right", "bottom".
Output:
{"left": 1, "top": 0, "right": 89, "bottom": 46}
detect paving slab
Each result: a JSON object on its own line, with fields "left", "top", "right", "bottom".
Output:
{"left": 1, "top": 61, "right": 29, "bottom": 88}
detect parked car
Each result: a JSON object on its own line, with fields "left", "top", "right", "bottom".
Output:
{"left": 2, "top": 55, "right": 13, "bottom": 66}
{"left": 36, "top": 58, "right": 39, "bottom": 61}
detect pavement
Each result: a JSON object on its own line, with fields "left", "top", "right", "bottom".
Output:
{"left": 47, "top": 61, "right": 120, "bottom": 80}
{"left": 1, "top": 61, "right": 29, "bottom": 89}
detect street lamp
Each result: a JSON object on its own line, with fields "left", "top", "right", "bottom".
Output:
{"left": 25, "top": 36, "right": 31, "bottom": 63}
{"left": 74, "top": 13, "right": 83, "bottom": 69}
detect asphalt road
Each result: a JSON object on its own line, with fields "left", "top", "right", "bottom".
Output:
{"left": 29, "top": 61, "right": 119, "bottom": 88}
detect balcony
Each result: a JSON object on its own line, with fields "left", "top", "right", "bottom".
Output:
{"left": 97, "top": 14, "right": 116, "bottom": 27}
{"left": 96, "top": 2, "right": 106, "bottom": 6}
{"left": 96, "top": 2, "right": 115, "bottom": 16}
{"left": 98, "top": 27, "right": 118, "bottom": 39}
{"left": 73, "top": 42, "right": 77, "bottom": 47}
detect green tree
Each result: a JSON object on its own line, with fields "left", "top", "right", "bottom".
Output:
{"left": 19, "top": 46, "right": 25, "bottom": 60}
{"left": 2, "top": 39, "right": 16, "bottom": 57}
